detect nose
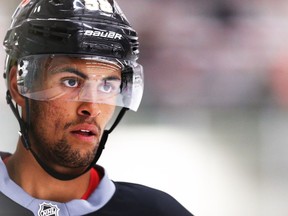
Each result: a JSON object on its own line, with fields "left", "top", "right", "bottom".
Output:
{"left": 78, "top": 81, "right": 99, "bottom": 103}
{"left": 77, "top": 102, "right": 101, "bottom": 117}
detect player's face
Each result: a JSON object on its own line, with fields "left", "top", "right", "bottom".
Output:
{"left": 26, "top": 58, "right": 121, "bottom": 170}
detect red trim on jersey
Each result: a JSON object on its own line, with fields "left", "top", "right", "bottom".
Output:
{"left": 81, "top": 168, "right": 100, "bottom": 200}
{"left": 3, "top": 156, "right": 10, "bottom": 164}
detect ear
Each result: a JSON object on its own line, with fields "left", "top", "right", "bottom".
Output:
{"left": 9, "top": 66, "right": 26, "bottom": 107}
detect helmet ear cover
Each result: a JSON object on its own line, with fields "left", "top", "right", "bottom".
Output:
{"left": 3, "top": 56, "right": 17, "bottom": 87}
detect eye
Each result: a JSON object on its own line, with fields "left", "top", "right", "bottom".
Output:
{"left": 98, "top": 80, "right": 120, "bottom": 94}
{"left": 62, "top": 78, "right": 80, "bottom": 88}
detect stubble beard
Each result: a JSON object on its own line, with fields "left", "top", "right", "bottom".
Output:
{"left": 28, "top": 101, "right": 100, "bottom": 170}
{"left": 31, "top": 132, "right": 99, "bottom": 169}
{"left": 48, "top": 138, "right": 98, "bottom": 168}
{"left": 28, "top": 118, "right": 99, "bottom": 170}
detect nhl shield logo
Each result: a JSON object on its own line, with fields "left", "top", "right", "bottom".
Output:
{"left": 38, "top": 202, "right": 60, "bottom": 216}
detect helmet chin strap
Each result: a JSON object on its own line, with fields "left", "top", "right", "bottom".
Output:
{"left": 6, "top": 90, "right": 128, "bottom": 181}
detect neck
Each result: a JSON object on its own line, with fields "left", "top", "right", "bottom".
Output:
{"left": 5, "top": 138, "right": 91, "bottom": 203}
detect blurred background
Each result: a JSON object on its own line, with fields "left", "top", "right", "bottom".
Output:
{"left": 1, "top": 0, "right": 288, "bottom": 215}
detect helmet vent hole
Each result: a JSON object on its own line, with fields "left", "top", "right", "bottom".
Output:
{"left": 18, "top": 69, "right": 23, "bottom": 76}
{"left": 29, "top": 25, "right": 70, "bottom": 42}
{"left": 49, "top": 0, "right": 63, "bottom": 6}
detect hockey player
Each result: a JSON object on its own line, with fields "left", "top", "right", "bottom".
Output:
{"left": 0, "top": 0, "right": 193, "bottom": 215}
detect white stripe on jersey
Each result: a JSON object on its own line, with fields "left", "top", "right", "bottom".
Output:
{"left": 0, "top": 158, "right": 115, "bottom": 216}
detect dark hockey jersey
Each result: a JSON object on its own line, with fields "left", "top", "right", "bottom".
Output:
{"left": 0, "top": 153, "right": 193, "bottom": 216}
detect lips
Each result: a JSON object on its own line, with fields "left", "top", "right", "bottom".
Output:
{"left": 70, "top": 124, "right": 99, "bottom": 138}
{"left": 72, "top": 130, "right": 95, "bottom": 136}
{"left": 72, "top": 130, "right": 96, "bottom": 136}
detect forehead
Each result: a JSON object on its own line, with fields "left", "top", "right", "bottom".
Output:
{"left": 45, "top": 56, "right": 122, "bottom": 75}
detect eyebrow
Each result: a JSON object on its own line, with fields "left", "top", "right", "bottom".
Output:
{"left": 103, "top": 76, "right": 121, "bottom": 82}
{"left": 52, "top": 67, "right": 88, "bottom": 79}
{"left": 52, "top": 67, "right": 121, "bottom": 81}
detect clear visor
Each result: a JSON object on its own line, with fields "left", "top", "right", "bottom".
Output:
{"left": 17, "top": 55, "right": 144, "bottom": 111}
